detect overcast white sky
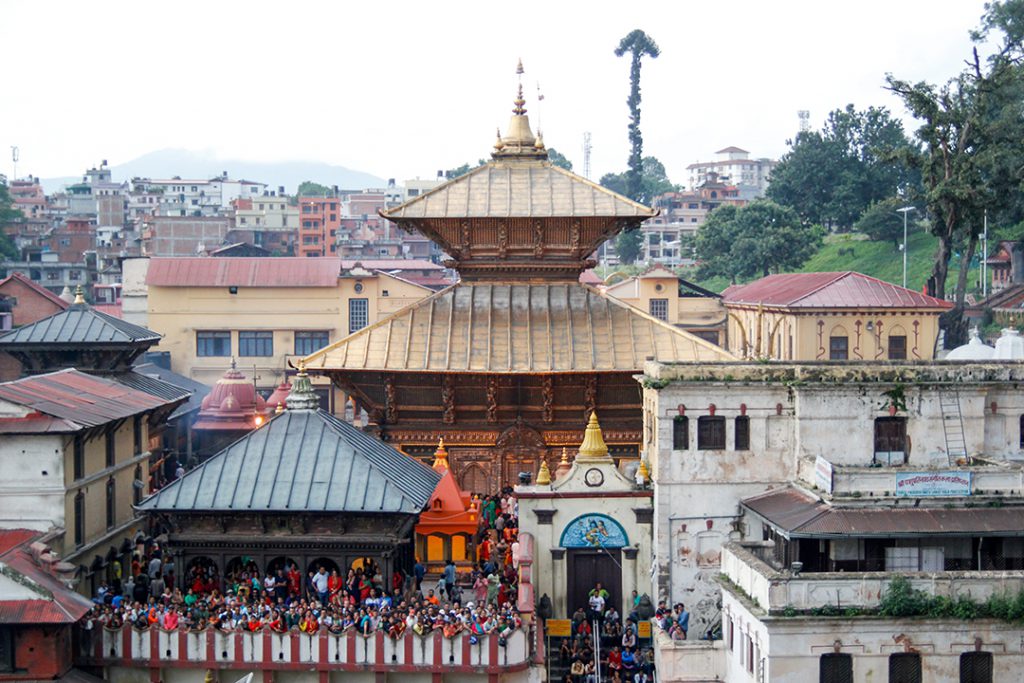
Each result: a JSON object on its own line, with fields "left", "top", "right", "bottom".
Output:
{"left": 0, "top": 0, "right": 991, "bottom": 187}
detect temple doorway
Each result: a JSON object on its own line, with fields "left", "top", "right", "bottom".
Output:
{"left": 566, "top": 549, "right": 622, "bottom": 617}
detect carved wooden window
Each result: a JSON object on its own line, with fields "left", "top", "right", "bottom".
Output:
{"left": 959, "top": 652, "right": 993, "bottom": 683}
{"left": 649, "top": 298, "right": 669, "bottom": 321}
{"left": 819, "top": 653, "right": 853, "bottom": 683}
{"left": 734, "top": 416, "right": 750, "bottom": 451}
{"left": 829, "top": 336, "right": 848, "bottom": 360}
{"left": 672, "top": 417, "right": 689, "bottom": 450}
{"left": 889, "top": 653, "right": 922, "bottom": 683}
{"left": 888, "top": 335, "right": 908, "bottom": 360}
{"left": 697, "top": 416, "right": 726, "bottom": 450}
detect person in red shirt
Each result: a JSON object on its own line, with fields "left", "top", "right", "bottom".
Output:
{"left": 287, "top": 565, "right": 301, "bottom": 597}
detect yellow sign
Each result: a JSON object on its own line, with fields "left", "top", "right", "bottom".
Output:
{"left": 637, "top": 621, "right": 651, "bottom": 638}
{"left": 546, "top": 619, "right": 572, "bottom": 637}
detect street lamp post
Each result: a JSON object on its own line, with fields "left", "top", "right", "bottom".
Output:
{"left": 897, "top": 206, "right": 915, "bottom": 288}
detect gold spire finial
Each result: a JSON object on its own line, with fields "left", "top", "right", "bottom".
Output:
{"left": 516, "top": 58, "right": 524, "bottom": 76}
{"left": 513, "top": 59, "right": 526, "bottom": 115}
{"left": 577, "top": 412, "right": 611, "bottom": 461}
{"left": 494, "top": 127, "right": 505, "bottom": 151}
{"left": 72, "top": 285, "right": 85, "bottom": 305}
{"left": 555, "top": 446, "right": 572, "bottom": 480}
{"left": 637, "top": 459, "right": 650, "bottom": 483}
{"left": 534, "top": 130, "right": 545, "bottom": 150}
{"left": 536, "top": 458, "right": 552, "bottom": 486}
{"left": 432, "top": 437, "right": 449, "bottom": 472}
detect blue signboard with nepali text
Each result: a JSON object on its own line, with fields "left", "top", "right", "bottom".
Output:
{"left": 894, "top": 471, "right": 972, "bottom": 497}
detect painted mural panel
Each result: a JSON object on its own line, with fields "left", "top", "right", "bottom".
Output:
{"left": 559, "top": 513, "right": 629, "bottom": 548}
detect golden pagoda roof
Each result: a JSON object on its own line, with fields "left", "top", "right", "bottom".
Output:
{"left": 302, "top": 281, "right": 734, "bottom": 373}
{"left": 381, "top": 162, "right": 656, "bottom": 221}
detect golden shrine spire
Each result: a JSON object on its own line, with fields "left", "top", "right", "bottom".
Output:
{"left": 492, "top": 59, "right": 547, "bottom": 160}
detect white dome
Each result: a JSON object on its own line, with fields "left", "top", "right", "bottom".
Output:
{"left": 994, "top": 328, "right": 1024, "bottom": 360}
{"left": 946, "top": 328, "right": 995, "bottom": 360}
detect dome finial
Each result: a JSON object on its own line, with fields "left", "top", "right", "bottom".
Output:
{"left": 536, "top": 458, "right": 551, "bottom": 486}
{"left": 577, "top": 412, "right": 611, "bottom": 461}
{"left": 285, "top": 362, "right": 319, "bottom": 411}
{"left": 72, "top": 285, "right": 85, "bottom": 305}
{"left": 432, "top": 437, "right": 450, "bottom": 472}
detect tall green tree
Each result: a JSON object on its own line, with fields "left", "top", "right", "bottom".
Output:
{"left": 886, "top": 0, "right": 1024, "bottom": 344}
{"left": 767, "top": 105, "right": 918, "bottom": 230}
{"left": 695, "top": 200, "right": 823, "bottom": 283}
{"left": 612, "top": 29, "right": 660, "bottom": 264}
{"left": 0, "top": 183, "right": 23, "bottom": 259}
{"left": 444, "top": 160, "right": 487, "bottom": 180}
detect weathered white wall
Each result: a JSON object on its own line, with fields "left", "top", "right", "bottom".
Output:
{"left": 0, "top": 433, "right": 65, "bottom": 531}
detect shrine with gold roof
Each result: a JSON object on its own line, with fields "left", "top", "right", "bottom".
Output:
{"left": 303, "top": 64, "right": 733, "bottom": 492}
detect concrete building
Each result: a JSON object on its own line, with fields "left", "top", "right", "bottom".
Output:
{"left": 604, "top": 265, "right": 727, "bottom": 345}
{"left": 722, "top": 271, "right": 953, "bottom": 360}
{"left": 686, "top": 146, "right": 777, "bottom": 199}
{"left": 297, "top": 196, "right": 341, "bottom": 257}
{"left": 233, "top": 193, "right": 298, "bottom": 255}
{"left": 133, "top": 176, "right": 266, "bottom": 217}
{"left": 139, "top": 215, "right": 232, "bottom": 256}
{"left": 139, "top": 257, "right": 435, "bottom": 399}
{"left": 641, "top": 360, "right": 1024, "bottom": 681}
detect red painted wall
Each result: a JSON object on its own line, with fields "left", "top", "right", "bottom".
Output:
{"left": 0, "top": 625, "right": 73, "bottom": 681}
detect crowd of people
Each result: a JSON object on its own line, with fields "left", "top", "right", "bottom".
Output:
{"left": 555, "top": 586, "right": 660, "bottom": 683}
{"left": 84, "top": 492, "right": 524, "bottom": 643}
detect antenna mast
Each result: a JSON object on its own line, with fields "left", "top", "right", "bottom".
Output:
{"left": 797, "top": 110, "right": 810, "bottom": 134}
{"left": 583, "top": 132, "right": 592, "bottom": 179}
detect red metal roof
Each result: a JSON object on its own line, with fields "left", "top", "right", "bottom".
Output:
{"left": 0, "top": 600, "right": 86, "bottom": 624}
{"left": 0, "top": 369, "right": 176, "bottom": 432}
{"left": 0, "top": 529, "right": 39, "bottom": 555}
{"left": 0, "top": 531, "right": 92, "bottom": 624}
{"left": 146, "top": 257, "right": 443, "bottom": 288}
{"left": 722, "top": 272, "right": 953, "bottom": 310}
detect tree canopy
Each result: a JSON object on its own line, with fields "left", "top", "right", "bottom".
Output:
{"left": 855, "top": 197, "right": 913, "bottom": 248}
{"left": 0, "top": 184, "right": 23, "bottom": 259}
{"left": 766, "top": 105, "right": 918, "bottom": 230}
{"left": 546, "top": 147, "right": 572, "bottom": 171}
{"left": 694, "top": 200, "right": 823, "bottom": 283}
{"left": 296, "top": 181, "right": 332, "bottom": 197}
{"left": 886, "top": 0, "right": 1024, "bottom": 344}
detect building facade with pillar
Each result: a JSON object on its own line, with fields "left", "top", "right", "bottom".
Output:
{"left": 517, "top": 413, "right": 653, "bottom": 619}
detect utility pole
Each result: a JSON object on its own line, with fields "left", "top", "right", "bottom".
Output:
{"left": 982, "top": 210, "right": 989, "bottom": 298}
{"left": 897, "top": 206, "right": 915, "bottom": 289}
{"left": 582, "top": 132, "right": 592, "bottom": 179}
{"left": 10, "top": 146, "right": 18, "bottom": 182}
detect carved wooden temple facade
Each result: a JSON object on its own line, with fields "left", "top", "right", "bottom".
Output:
{"left": 304, "top": 70, "right": 734, "bottom": 492}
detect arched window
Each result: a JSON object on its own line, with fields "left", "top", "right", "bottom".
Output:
{"left": 105, "top": 478, "right": 116, "bottom": 529}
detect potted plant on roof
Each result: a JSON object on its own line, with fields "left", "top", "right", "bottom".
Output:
{"left": 880, "top": 384, "right": 908, "bottom": 416}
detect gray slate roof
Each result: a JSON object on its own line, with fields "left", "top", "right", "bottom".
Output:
{"left": 0, "top": 303, "right": 161, "bottom": 346}
{"left": 130, "top": 363, "right": 211, "bottom": 420}
{"left": 137, "top": 409, "right": 440, "bottom": 514}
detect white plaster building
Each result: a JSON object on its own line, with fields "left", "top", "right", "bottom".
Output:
{"left": 134, "top": 176, "right": 267, "bottom": 216}
{"left": 641, "top": 361, "right": 1024, "bottom": 682}
{"left": 517, "top": 413, "right": 653, "bottom": 620}
{"left": 686, "top": 147, "right": 776, "bottom": 198}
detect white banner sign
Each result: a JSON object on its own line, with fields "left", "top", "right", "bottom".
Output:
{"left": 895, "top": 471, "right": 972, "bottom": 497}
{"left": 815, "top": 455, "right": 833, "bottom": 494}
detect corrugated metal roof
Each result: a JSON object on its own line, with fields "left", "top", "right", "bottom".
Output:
{"left": 0, "top": 302, "right": 160, "bottom": 346}
{"left": 145, "top": 258, "right": 443, "bottom": 288}
{"left": 0, "top": 530, "right": 93, "bottom": 624}
{"left": 0, "top": 369, "right": 178, "bottom": 431}
{"left": 303, "top": 282, "right": 734, "bottom": 373}
{"left": 137, "top": 409, "right": 440, "bottom": 514}
{"left": 743, "top": 487, "right": 1024, "bottom": 538}
{"left": 382, "top": 161, "right": 657, "bottom": 220}
{"left": 0, "top": 529, "right": 39, "bottom": 555}
{"left": 722, "top": 272, "right": 954, "bottom": 310}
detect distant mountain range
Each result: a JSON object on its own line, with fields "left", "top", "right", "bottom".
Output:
{"left": 40, "top": 148, "right": 386, "bottom": 194}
